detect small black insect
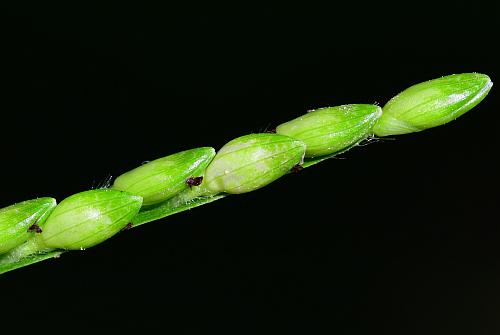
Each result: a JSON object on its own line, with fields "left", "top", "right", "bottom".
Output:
{"left": 121, "top": 223, "right": 133, "bottom": 232}
{"left": 186, "top": 176, "right": 203, "bottom": 189}
{"left": 28, "top": 223, "right": 42, "bottom": 233}
{"left": 266, "top": 128, "right": 277, "bottom": 134}
{"left": 290, "top": 164, "right": 304, "bottom": 173}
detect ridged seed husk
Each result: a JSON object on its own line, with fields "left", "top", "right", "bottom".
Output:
{"left": 41, "top": 189, "right": 142, "bottom": 250}
{"left": 204, "top": 133, "right": 306, "bottom": 194}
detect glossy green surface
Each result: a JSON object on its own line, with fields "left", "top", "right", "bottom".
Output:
{"left": 373, "top": 73, "right": 493, "bottom": 136}
{"left": 0, "top": 234, "right": 55, "bottom": 266}
{"left": 205, "top": 133, "right": 306, "bottom": 194}
{"left": 1, "top": 137, "right": 347, "bottom": 274}
{"left": 132, "top": 194, "right": 227, "bottom": 226}
{"left": 0, "top": 197, "right": 56, "bottom": 254}
{"left": 113, "top": 147, "right": 215, "bottom": 205}
{"left": 0, "top": 72, "right": 493, "bottom": 275}
{"left": 277, "top": 104, "right": 382, "bottom": 157}
{"left": 41, "top": 189, "right": 142, "bottom": 250}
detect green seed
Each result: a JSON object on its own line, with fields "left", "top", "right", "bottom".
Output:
{"left": 41, "top": 189, "right": 142, "bottom": 250}
{"left": 373, "top": 73, "right": 493, "bottom": 136}
{"left": 276, "top": 104, "right": 382, "bottom": 157}
{"left": 0, "top": 198, "right": 56, "bottom": 254}
{"left": 204, "top": 133, "right": 306, "bottom": 194}
{"left": 0, "top": 72, "right": 494, "bottom": 275}
{"left": 113, "top": 147, "right": 215, "bottom": 206}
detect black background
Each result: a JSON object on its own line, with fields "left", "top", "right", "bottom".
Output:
{"left": 1, "top": 2, "right": 499, "bottom": 334}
